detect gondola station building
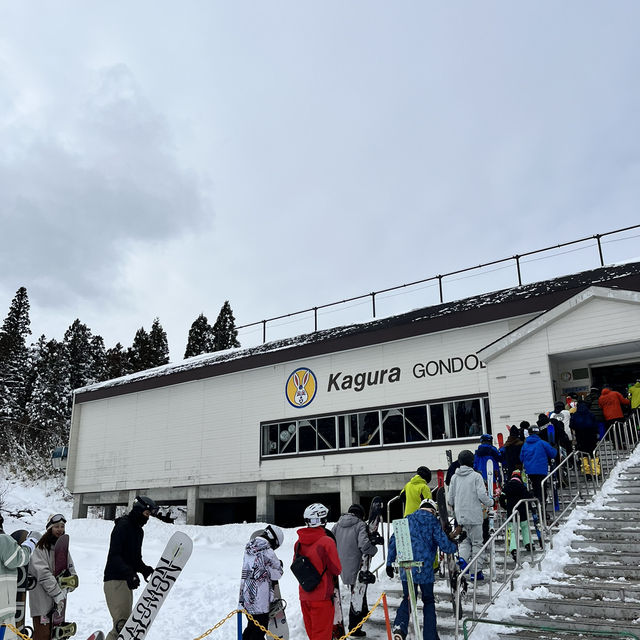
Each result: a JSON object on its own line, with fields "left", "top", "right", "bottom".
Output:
{"left": 66, "top": 262, "right": 640, "bottom": 526}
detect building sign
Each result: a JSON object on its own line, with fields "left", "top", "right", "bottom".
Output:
{"left": 285, "top": 367, "right": 318, "bottom": 408}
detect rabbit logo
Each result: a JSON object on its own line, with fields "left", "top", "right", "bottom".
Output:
{"left": 285, "top": 367, "right": 317, "bottom": 408}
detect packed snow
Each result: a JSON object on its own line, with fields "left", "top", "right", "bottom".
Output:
{"left": 2, "top": 445, "right": 638, "bottom": 640}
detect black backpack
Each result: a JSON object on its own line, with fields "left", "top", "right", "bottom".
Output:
{"left": 290, "top": 542, "right": 326, "bottom": 592}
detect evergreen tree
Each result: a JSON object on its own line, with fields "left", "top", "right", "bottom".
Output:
{"left": 0, "top": 287, "right": 32, "bottom": 454}
{"left": 90, "top": 335, "right": 108, "bottom": 382}
{"left": 25, "top": 338, "right": 71, "bottom": 457}
{"left": 148, "top": 317, "right": 170, "bottom": 367}
{"left": 128, "top": 327, "right": 152, "bottom": 372}
{"left": 212, "top": 301, "right": 240, "bottom": 352}
{"left": 184, "top": 313, "right": 214, "bottom": 358}
{"left": 64, "top": 319, "right": 96, "bottom": 391}
{"left": 105, "top": 342, "right": 130, "bottom": 379}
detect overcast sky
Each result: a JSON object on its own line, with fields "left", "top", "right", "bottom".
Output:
{"left": 1, "top": 2, "right": 639, "bottom": 358}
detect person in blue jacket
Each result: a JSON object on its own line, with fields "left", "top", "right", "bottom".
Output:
{"left": 473, "top": 434, "right": 502, "bottom": 484}
{"left": 519, "top": 425, "right": 557, "bottom": 506}
{"left": 386, "top": 499, "right": 457, "bottom": 640}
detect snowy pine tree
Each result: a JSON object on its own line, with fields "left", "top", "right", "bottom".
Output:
{"left": 184, "top": 313, "right": 214, "bottom": 358}
{"left": 212, "top": 301, "right": 240, "bottom": 352}
{"left": 105, "top": 342, "right": 130, "bottom": 379}
{"left": 90, "top": 335, "right": 108, "bottom": 382}
{"left": 64, "top": 319, "right": 98, "bottom": 391}
{"left": 128, "top": 327, "right": 153, "bottom": 372}
{"left": 0, "top": 287, "right": 32, "bottom": 458}
{"left": 149, "top": 317, "right": 170, "bottom": 367}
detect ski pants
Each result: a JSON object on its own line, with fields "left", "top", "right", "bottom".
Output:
{"left": 507, "top": 521, "right": 530, "bottom": 551}
{"left": 104, "top": 580, "right": 133, "bottom": 640}
{"left": 242, "top": 612, "right": 269, "bottom": 640}
{"left": 393, "top": 580, "right": 439, "bottom": 640}
{"left": 300, "top": 600, "right": 334, "bottom": 640}
{"left": 459, "top": 523, "right": 484, "bottom": 570}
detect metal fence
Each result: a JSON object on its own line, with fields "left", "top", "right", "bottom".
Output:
{"left": 237, "top": 224, "right": 640, "bottom": 344}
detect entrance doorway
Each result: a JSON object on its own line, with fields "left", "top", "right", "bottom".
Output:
{"left": 591, "top": 361, "right": 640, "bottom": 395}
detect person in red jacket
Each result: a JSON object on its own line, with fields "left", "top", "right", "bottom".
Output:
{"left": 294, "top": 503, "right": 342, "bottom": 640}
{"left": 598, "top": 386, "right": 630, "bottom": 426}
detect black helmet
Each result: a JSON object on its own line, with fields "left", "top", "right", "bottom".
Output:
{"left": 458, "top": 450, "right": 474, "bottom": 467}
{"left": 348, "top": 504, "right": 365, "bottom": 520}
{"left": 417, "top": 466, "right": 432, "bottom": 483}
{"left": 132, "top": 496, "right": 158, "bottom": 515}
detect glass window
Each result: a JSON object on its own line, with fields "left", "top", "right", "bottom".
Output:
{"left": 382, "top": 409, "right": 404, "bottom": 444}
{"left": 278, "top": 423, "right": 297, "bottom": 454}
{"left": 358, "top": 412, "right": 380, "bottom": 446}
{"left": 298, "top": 419, "right": 316, "bottom": 452}
{"left": 262, "top": 424, "right": 278, "bottom": 456}
{"left": 404, "top": 406, "right": 428, "bottom": 442}
{"left": 317, "top": 417, "right": 337, "bottom": 450}
{"left": 452, "top": 399, "right": 482, "bottom": 438}
{"left": 430, "top": 404, "right": 446, "bottom": 440}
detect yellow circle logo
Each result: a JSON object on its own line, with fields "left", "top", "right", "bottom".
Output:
{"left": 285, "top": 367, "right": 317, "bottom": 408}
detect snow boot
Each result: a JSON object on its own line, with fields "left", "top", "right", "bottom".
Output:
{"left": 511, "top": 549, "right": 518, "bottom": 562}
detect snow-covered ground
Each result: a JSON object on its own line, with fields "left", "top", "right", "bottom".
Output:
{"left": 2, "top": 445, "right": 638, "bottom": 640}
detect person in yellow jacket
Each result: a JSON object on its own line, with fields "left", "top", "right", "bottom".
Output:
{"left": 401, "top": 467, "right": 432, "bottom": 516}
{"left": 629, "top": 380, "right": 640, "bottom": 412}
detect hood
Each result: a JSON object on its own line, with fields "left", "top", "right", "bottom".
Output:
{"left": 525, "top": 434, "right": 541, "bottom": 443}
{"left": 633, "top": 382, "right": 640, "bottom": 389}
{"left": 455, "top": 465, "right": 477, "bottom": 477}
{"left": 408, "top": 474, "right": 427, "bottom": 486}
{"left": 601, "top": 388, "right": 611, "bottom": 396}
{"left": 336, "top": 513, "right": 360, "bottom": 529}
{"left": 245, "top": 536, "right": 270, "bottom": 556}
{"left": 475, "top": 443, "right": 495, "bottom": 455}
{"left": 297, "top": 526, "right": 328, "bottom": 545}
{"left": 505, "top": 435, "right": 523, "bottom": 446}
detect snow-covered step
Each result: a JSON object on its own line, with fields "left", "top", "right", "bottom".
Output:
{"left": 564, "top": 562, "right": 640, "bottom": 579}
{"left": 575, "top": 527, "right": 640, "bottom": 541}
{"left": 539, "top": 580, "right": 640, "bottom": 601}
{"left": 519, "top": 596, "right": 640, "bottom": 619}
{"left": 509, "top": 613, "right": 640, "bottom": 636}
{"left": 580, "top": 518, "right": 640, "bottom": 529}
{"left": 589, "top": 508, "right": 640, "bottom": 517}
{"left": 571, "top": 539, "right": 636, "bottom": 552}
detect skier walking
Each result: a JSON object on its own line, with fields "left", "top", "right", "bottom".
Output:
{"left": 447, "top": 450, "right": 494, "bottom": 581}
{"left": 332, "top": 505, "right": 378, "bottom": 636}
{"left": 103, "top": 496, "right": 157, "bottom": 640}
{"left": 28, "top": 514, "right": 77, "bottom": 640}
{"left": 498, "top": 471, "right": 534, "bottom": 560}
{"left": 400, "top": 467, "right": 432, "bottom": 516}
{"left": 293, "top": 504, "right": 342, "bottom": 640}
{"left": 0, "top": 513, "right": 39, "bottom": 640}
{"left": 499, "top": 426, "right": 524, "bottom": 480}
{"left": 386, "top": 499, "right": 457, "bottom": 640}
{"left": 473, "top": 435, "right": 502, "bottom": 484}
{"left": 238, "top": 525, "right": 284, "bottom": 640}
{"left": 520, "top": 426, "right": 557, "bottom": 513}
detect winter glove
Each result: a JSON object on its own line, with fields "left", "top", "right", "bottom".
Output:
{"left": 385, "top": 565, "right": 394, "bottom": 579}
{"left": 53, "top": 592, "right": 65, "bottom": 614}
{"left": 126, "top": 574, "right": 140, "bottom": 590}
{"left": 141, "top": 565, "right": 153, "bottom": 581}
{"left": 21, "top": 531, "right": 42, "bottom": 553}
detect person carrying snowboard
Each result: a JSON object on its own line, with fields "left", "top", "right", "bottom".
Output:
{"left": 103, "top": 496, "right": 157, "bottom": 640}
{"left": 0, "top": 513, "right": 40, "bottom": 640}
{"left": 385, "top": 499, "right": 457, "bottom": 640}
{"left": 400, "top": 467, "right": 432, "bottom": 516}
{"left": 331, "top": 504, "right": 378, "bottom": 637}
{"left": 239, "top": 525, "right": 284, "bottom": 640}
{"left": 520, "top": 425, "right": 557, "bottom": 512}
{"left": 447, "top": 450, "right": 494, "bottom": 581}
{"left": 292, "top": 503, "right": 341, "bottom": 640}
{"left": 28, "top": 514, "right": 77, "bottom": 640}
{"left": 473, "top": 435, "right": 502, "bottom": 484}
{"left": 498, "top": 471, "right": 534, "bottom": 561}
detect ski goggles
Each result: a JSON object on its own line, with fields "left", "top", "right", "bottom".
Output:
{"left": 46, "top": 513, "right": 67, "bottom": 530}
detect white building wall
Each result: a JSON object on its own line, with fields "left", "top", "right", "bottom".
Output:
{"left": 68, "top": 317, "right": 526, "bottom": 495}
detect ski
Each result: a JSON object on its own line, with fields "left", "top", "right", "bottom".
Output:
{"left": 486, "top": 459, "right": 496, "bottom": 535}
{"left": 117, "top": 532, "right": 193, "bottom": 640}
{"left": 351, "top": 497, "right": 384, "bottom": 620}
{"left": 435, "top": 487, "right": 466, "bottom": 619}
{"left": 497, "top": 432, "right": 504, "bottom": 448}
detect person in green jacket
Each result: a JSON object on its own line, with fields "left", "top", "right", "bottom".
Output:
{"left": 401, "top": 467, "right": 432, "bottom": 516}
{"left": 629, "top": 380, "right": 640, "bottom": 413}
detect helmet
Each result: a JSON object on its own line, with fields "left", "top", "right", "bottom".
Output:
{"left": 132, "top": 496, "right": 158, "bottom": 515}
{"left": 304, "top": 503, "right": 329, "bottom": 527}
{"left": 417, "top": 466, "right": 432, "bottom": 483}
{"left": 262, "top": 524, "right": 284, "bottom": 550}
{"left": 419, "top": 498, "right": 438, "bottom": 513}
{"left": 458, "top": 450, "right": 474, "bottom": 467}
{"left": 348, "top": 504, "right": 365, "bottom": 520}
{"left": 480, "top": 434, "right": 493, "bottom": 443}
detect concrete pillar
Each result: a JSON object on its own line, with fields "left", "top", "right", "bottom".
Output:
{"left": 72, "top": 494, "right": 88, "bottom": 519}
{"left": 256, "top": 482, "right": 274, "bottom": 523}
{"left": 104, "top": 505, "right": 117, "bottom": 520}
{"left": 128, "top": 490, "right": 137, "bottom": 510}
{"left": 339, "top": 476, "right": 355, "bottom": 515}
{"left": 186, "top": 487, "right": 202, "bottom": 525}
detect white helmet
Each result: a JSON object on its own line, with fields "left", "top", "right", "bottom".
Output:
{"left": 304, "top": 503, "right": 329, "bottom": 527}
{"left": 262, "top": 524, "right": 284, "bottom": 550}
{"left": 419, "top": 498, "right": 438, "bottom": 514}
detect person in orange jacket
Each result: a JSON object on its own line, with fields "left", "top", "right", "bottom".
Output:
{"left": 294, "top": 503, "right": 342, "bottom": 640}
{"left": 598, "top": 386, "right": 630, "bottom": 427}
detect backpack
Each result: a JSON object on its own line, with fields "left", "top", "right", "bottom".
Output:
{"left": 290, "top": 542, "right": 325, "bottom": 592}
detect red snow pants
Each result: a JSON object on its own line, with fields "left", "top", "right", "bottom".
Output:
{"left": 300, "top": 600, "right": 334, "bottom": 640}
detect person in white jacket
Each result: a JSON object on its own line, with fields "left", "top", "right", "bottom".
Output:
{"left": 0, "top": 513, "right": 40, "bottom": 640}
{"left": 238, "top": 525, "right": 284, "bottom": 640}
{"left": 28, "top": 514, "right": 76, "bottom": 640}
{"left": 447, "top": 450, "right": 494, "bottom": 581}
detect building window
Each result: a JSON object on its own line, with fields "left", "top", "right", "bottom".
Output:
{"left": 261, "top": 395, "right": 490, "bottom": 457}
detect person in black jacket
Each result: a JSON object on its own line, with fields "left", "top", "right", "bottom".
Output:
{"left": 500, "top": 426, "right": 524, "bottom": 479}
{"left": 499, "top": 470, "right": 534, "bottom": 561}
{"left": 103, "top": 496, "right": 158, "bottom": 640}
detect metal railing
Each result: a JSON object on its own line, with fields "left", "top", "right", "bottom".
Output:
{"left": 236, "top": 224, "right": 640, "bottom": 343}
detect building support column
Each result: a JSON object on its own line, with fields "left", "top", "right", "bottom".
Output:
{"left": 127, "top": 490, "right": 137, "bottom": 510}
{"left": 72, "top": 494, "right": 88, "bottom": 519}
{"left": 256, "top": 482, "right": 274, "bottom": 523}
{"left": 339, "top": 476, "right": 355, "bottom": 515}
{"left": 104, "top": 505, "right": 116, "bottom": 520}
{"left": 186, "top": 487, "right": 202, "bottom": 525}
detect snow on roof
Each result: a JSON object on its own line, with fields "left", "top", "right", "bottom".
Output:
{"left": 76, "top": 260, "right": 640, "bottom": 395}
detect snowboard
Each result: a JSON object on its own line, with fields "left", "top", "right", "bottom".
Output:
{"left": 486, "top": 459, "right": 496, "bottom": 535}
{"left": 117, "top": 532, "right": 193, "bottom": 640}
{"left": 10, "top": 530, "right": 37, "bottom": 635}
{"left": 350, "top": 497, "right": 384, "bottom": 621}
{"left": 51, "top": 534, "right": 77, "bottom": 640}
{"left": 86, "top": 632, "right": 104, "bottom": 640}
{"left": 497, "top": 433, "right": 504, "bottom": 449}
{"left": 435, "top": 487, "right": 466, "bottom": 619}
{"left": 249, "top": 529, "right": 288, "bottom": 640}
